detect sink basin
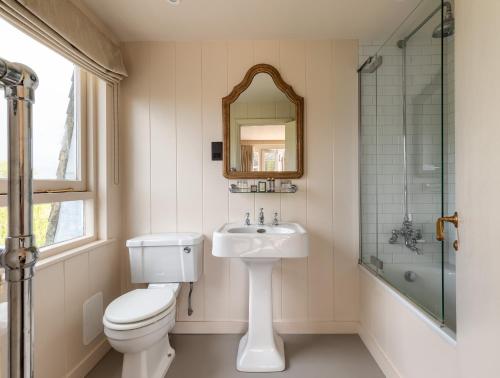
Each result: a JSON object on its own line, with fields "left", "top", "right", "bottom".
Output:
{"left": 213, "top": 222, "right": 308, "bottom": 259}
{"left": 226, "top": 225, "right": 294, "bottom": 234}
{"left": 212, "top": 222, "right": 308, "bottom": 373}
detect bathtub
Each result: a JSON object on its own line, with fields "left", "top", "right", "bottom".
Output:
{"left": 378, "top": 262, "right": 456, "bottom": 332}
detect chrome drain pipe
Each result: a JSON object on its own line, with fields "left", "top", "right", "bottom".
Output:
{"left": 0, "top": 57, "right": 39, "bottom": 378}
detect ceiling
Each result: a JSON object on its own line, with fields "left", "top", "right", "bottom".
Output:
{"left": 81, "top": 0, "right": 422, "bottom": 42}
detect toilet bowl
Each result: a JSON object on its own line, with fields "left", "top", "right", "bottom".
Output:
{"left": 103, "top": 283, "right": 180, "bottom": 378}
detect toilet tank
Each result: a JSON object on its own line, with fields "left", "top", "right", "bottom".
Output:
{"left": 126, "top": 233, "right": 203, "bottom": 284}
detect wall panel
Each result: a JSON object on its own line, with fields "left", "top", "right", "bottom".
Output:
{"left": 34, "top": 263, "right": 66, "bottom": 378}
{"left": 333, "top": 40, "right": 360, "bottom": 321}
{"left": 175, "top": 42, "right": 205, "bottom": 321}
{"left": 202, "top": 41, "right": 231, "bottom": 321}
{"left": 150, "top": 42, "right": 177, "bottom": 233}
{"left": 305, "top": 41, "right": 334, "bottom": 320}
{"left": 30, "top": 242, "right": 121, "bottom": 378}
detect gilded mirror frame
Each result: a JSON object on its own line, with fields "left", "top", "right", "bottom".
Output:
{"left": 222, "top": 64, "right": 304, "bottom": 179}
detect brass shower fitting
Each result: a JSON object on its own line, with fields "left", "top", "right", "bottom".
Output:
{"left": 436, "top": 212, "right": 459, "bottom": 251}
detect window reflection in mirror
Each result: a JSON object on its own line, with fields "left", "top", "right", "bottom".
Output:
{"left": 239, "top": 124, "right": 292, "bottom": 172}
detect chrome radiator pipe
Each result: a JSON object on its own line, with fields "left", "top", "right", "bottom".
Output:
{"left": 0, "top": 57, "right": 39, "bottom": 378}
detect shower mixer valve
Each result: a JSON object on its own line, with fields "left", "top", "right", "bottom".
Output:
{"left": 389, "top": 217, "right": 424, "bottom": 255}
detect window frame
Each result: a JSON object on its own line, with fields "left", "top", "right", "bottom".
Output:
{"left": 0, "top": 67, "right": 88, "bottom": 193}
{"left": 35, "top": 68, "right": 88, "bottom": 193}
{"left": 0, "top": 68, "right": 97, "bottom": 255}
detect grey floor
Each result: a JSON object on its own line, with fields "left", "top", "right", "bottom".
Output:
{"left": 86, "top": 334, "right": 384, "bottom": 378}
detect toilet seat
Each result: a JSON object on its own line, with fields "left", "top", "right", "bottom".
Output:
{"left": 104, "top": 304, "right": 175, "bottom": 331}
{"left": 104, "top": 288, "right": 176, "bottom": 331}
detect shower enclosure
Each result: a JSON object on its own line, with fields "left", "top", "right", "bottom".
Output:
{"left": 359, "top": 0, "right": 456, "bottom": 332}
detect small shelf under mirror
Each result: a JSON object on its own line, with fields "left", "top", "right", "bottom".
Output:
{"left": 229, "top": 184, "right": 298, "bottom": 194}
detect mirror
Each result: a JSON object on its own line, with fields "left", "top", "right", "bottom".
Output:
{"left": 223, "top": 64, "right": 304, "bottom": 179}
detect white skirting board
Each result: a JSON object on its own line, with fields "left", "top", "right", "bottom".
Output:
{"left": 172, "top": 321, "right": 359, "bottom": 334}
{"left": 358, "top": 325, "right": 401, "bottom": 378}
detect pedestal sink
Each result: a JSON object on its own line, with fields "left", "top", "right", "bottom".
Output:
{"left": 212, "top": 222, "right": 308, "bottom": 372}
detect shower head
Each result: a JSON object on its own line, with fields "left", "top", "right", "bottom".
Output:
{"left": 433, "top": 1, "right": 454, "bottom": 38}
{"left": 358, "top": 55, "right": 383, "bottom": 74}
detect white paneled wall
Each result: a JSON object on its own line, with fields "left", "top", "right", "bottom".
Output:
{"left": 34, "top": 241, "right": 120, "bottom": 378}
{"left": 120, "top": 40, "right": 359, "bottom": 332}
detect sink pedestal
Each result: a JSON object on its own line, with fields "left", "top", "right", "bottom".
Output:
{"left": 212, "top": 222, "right": 308, "bottom": 372}
{"left": 237, "top": 258, "right": 285, "bottom": 372}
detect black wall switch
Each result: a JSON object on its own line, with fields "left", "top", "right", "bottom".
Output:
{"left": 212, "top": 142, "right": 223, "bottom": 161}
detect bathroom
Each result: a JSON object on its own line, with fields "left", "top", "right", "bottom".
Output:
{"left": 0, "top": 0, "right": 498, "bottom": 377}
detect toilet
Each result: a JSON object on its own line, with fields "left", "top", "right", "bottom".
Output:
{"left": 103, "top": 233, "right": 203, "bottom": 378}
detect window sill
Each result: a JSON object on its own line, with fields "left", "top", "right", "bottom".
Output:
{"left": 38, "top": 235, "right": 97, "bottom": 259}
{"left": 37, "top": 238, "right": 116, "bottom": 271}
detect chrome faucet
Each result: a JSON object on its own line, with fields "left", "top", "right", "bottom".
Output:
{"left": 244, "top": 212, "right": 251, "bottom": 226}
{"left": 272, "top": 212, "right": 279, "bottom": 226}
{"left": 389, "top": 216, "right": 423, "bottom": 255}
{"left": 258, "top": 208, "right": 265, "bottom": 225}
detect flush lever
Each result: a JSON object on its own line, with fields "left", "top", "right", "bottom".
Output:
{"left": 436, "top": 211, "right": 459, "bottom": 251}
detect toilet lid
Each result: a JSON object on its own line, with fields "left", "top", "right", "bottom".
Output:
{"left": 104, "top": 288, "right": 175, "bottom": 324}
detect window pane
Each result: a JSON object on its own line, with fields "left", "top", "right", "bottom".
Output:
{"left": 0, "top": 18, "right": 78, "bottom": 180}
{"left": 0, "top": 201, "right": 84, "bottom": 248}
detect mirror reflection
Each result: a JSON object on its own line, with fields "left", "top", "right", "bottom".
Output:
{"left": 229, "top": 73, "right": 297, "bottom": 173}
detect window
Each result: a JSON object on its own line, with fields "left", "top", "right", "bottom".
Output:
{"left": 0, "top": 17, "right": 94, "bottom": 252}
{"left": 240, "top": 124, "right": 287, "bottom": 172}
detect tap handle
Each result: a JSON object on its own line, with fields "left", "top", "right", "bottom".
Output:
{"left": 258, "top": 208, "right": 265, "bottom": 225}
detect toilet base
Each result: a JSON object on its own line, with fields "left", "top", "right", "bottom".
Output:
{"left": 122, "top": 334, "right": 175, "bottom": 378}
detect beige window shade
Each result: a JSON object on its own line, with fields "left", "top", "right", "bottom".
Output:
{"left": 0, "top": 0, "right": 127, "bottom": 83}
{"left": 0, "top": 0, "right": 125, "bottom": 184}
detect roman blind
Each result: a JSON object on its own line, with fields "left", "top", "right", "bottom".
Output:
{"left": 0, "top": 0, "right": 127, "bottom": 83}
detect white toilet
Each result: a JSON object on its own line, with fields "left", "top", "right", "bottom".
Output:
{"left": 103, "top": 233, "right": 203, "bottom": 378}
